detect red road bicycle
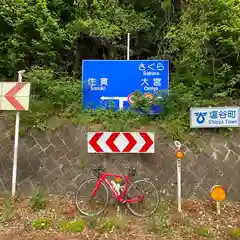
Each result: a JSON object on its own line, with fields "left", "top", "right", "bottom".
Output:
{"left": 75, "top": 166, "right": 159, "bottom": 217}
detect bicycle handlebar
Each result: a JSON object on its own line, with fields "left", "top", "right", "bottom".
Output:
{"left": 92, "top": 165, "right": 137, "bottom": 177}
{"left": 128, "top": 167, "right": 137, "bottom": 177}
{"left": 92, "top": 166, "right": 106, "bottom": 172}
{"left": 92, "top": 166, "right": 106, "bottom": 178}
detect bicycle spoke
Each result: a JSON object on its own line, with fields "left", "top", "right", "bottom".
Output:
{"left": 126, "top": 179, "right": 159, "bottom": 217}
{"left": 75, "top": 178, "right": 108, "bottom": 216}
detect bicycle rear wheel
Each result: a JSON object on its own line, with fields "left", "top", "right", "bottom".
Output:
{"left": 126, "top": 179, "right": 159, "bottom": 217}
{"left": 75, "top": 178, "right": 109, "bottom": 216}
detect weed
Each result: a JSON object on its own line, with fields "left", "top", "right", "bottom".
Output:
{"left": 0, "top": 194, "right": 14, "bottom": 223}
{"left": 48, "top": 195, "right": 61, "bottom": 220}
{"left": 31, "top": 218, "right": 52, "bottom": 229}
{"left": 100, "top": 217, "right": 121, "bottom": 232}
{"left": 148, "top": 201, "right": 170, "bottom": 233}
{"left": 230, "top": 228, "right": 240, "bottom": 239}
{"left": 198, "top": 227, "right": 214, "bottom": 237}
{"left": 79, "top": 158, "right": 88, "bottom": 170}
{"left": 59, "top": 219, "right": 85, "bottom": 233}
{"left": 84, "top": 214, "right": 98, "bottom": 229}
{"left": 30, "top": 187, "right": 47, "bottom": 211}
{"left": 149, "top": 214, "right": 169, "bottom": 233}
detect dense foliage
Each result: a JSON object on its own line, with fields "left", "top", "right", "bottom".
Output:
{"left": 0, "top": 0, "right": 240, "bottom": 138}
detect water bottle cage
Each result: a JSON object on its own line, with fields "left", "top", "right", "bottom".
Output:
{"left": 111, "top": 181, "right": 120, "bottom": 194}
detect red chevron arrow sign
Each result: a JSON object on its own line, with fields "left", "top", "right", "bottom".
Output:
{"left": 88, "top": 132, "right": 154, "bottom": 153}
{"left": 0, "top": 82, "right": 31, "bottom": 111}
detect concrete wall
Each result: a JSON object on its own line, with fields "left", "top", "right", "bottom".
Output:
{"left": 0, "top": 117, "right": 239, "bottom": 200}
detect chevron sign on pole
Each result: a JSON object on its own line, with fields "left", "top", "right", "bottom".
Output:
{"left": 87, "top": 132, "right": 154, "bottom": 153}
{"left": 0, "top": 82, "right": 30, "bottom": 111}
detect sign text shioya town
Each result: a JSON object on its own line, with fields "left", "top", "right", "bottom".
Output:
{"left": 190, "top": 107, "right": 240, "bottom": 128}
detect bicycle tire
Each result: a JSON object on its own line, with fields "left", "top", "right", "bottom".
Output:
{"left": 126, "top": 179, "right": 159, "bottom": 217}
{"left": 75, "top": 178, "right": 109, "bottom": 216}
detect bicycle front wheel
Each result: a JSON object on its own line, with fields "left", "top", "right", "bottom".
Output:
{"left": 126, "top": 179, "right": 159, "bottom": 217}
{"left": 75, "top": 178, "right": 109, "bottom": 216}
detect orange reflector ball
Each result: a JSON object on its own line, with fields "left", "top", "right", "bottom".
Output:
{"left": 210, "top": 185, "right": 226, "bottom": 201}
{"left": 176, "top": 151, "right": 184, "bottom": 159}
{"left": 115, "top": 177, "right": 121, "bottom": 183}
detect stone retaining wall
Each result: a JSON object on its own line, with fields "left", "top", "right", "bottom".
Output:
{"left": 0, "top": 119, "right": 239, "bottom": 200}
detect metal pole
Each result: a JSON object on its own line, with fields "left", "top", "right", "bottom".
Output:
{"left": 11, "top": 70, "right": 25, "bottom": 197}
{"left": 174, "top": 141, "right": 182, "bottom": 213}
{"left": 177, "top": 159, "right": 182, "bottom": 212}
{"left": 216, "top": 201, "right": 220, "bottom": 215}
{"left": 127, "top": 33, "right": 130, "bottom": 60}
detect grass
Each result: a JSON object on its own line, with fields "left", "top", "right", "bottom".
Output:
{"left": 4, "top": 90, "right": 236, "bottom": 146}
{"left": 84, "top": 215, "right": 98, "bottom": 229}
{"left": 4, "top": 86, "right": 190, "bottom": 140}
{"left": 31, "top": 217, "right": 86, "bottom": 233}
{"left": 99, "top": 217, "right": 123, "bottom": 232}
{"left": 148, "top": 201, "right": 170, "bottom": 234}
{"left": 47, "top": 195, "right": 62, "bottom": 220}
{"left": 0, "top": 194, "right": 15, "bottom": 223}
{"left": 3, "top": 66, "right": 234, "bottom": 144}
{"left": 230, "top": 228, "right": 240, "bottom": 239}
{"left": 59, "top": 219, "right": 85, "bottom": 233}
{"left": 30, "top": 187, "right": 47, "bottom": 211}
{"left": 198, "top": 227, "right": 214, "bottom": 238}
{"left": 31, "top": 218, "right": 52, "bottom": 230}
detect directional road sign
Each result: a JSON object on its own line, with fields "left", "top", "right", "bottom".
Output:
{"left": 0, "top": 82, "right": 31, "bottom": 111}
{"left": 82, "top": 60, "right": 169, "bottom": 114}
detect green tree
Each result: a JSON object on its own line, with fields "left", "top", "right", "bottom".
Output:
{"left": 0, "top": 0, "right": 240, "bottom": 136}
{"left": 164, "top": 0, "right": 240, "bottom": 98}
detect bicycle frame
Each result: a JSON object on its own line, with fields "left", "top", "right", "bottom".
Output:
{"left": 92, "top": 172, "right": 144, "bottom": 203}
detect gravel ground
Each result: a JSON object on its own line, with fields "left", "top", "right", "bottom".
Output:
{"left": 0, "top": 195, "right": 239, "bottom": 240}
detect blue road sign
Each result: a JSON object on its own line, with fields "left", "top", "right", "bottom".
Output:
{"left": 82, "top": 60, "right": 169, "bottom": 114}
{"left": 190, "top": 107, "right": 240, "bottom": 128}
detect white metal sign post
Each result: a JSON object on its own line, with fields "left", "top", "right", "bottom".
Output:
{"left": 127, "top": 33, "right": 130, "bottom": 60}
{"left": 12, "top": 70, "right": 25, "bottom": 197}
{"left": 0, "top": 72, "right": 31, "bottom": 197}
{"left": 177, "top": 158, "right": 181, "bottom": 212}
{"left": 174, "top": 141, "right": 183, "bottom": 213}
